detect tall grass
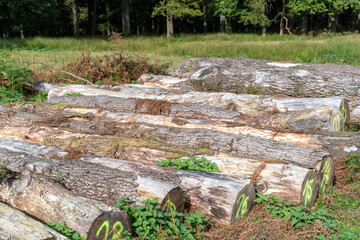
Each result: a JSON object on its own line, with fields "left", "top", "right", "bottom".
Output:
{"left": 1, "top": 33, "right": 360, "bottom": 71}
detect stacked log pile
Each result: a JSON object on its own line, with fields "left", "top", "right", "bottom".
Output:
{"left": 2, "top": 57, "right": 360, "bottom": 238}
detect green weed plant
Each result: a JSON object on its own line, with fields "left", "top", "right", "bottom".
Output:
{"left": 156, "top": 156, "right": 220, "bottom": 173}
{"left": 47, "top": 221, "right": 84, "bottom": 240}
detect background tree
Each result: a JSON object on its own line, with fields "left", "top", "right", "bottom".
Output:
{"left": 210, "top": 0, "right": 239, "bottom": 33}
{"left": 152, "top": 0, "right": 203, "bottom": 38}
{"left": 240, "top": 0, "right": 272, "bottom": 36}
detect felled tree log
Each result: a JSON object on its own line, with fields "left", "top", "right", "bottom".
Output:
{"left": 349, "top": 102, "right": 360, "bottom": 125}
{"left": 0, "top": 173, "right": 132, "bottom": 239}
{"left": 46, "top": 95, "right": 345, "bottom": 132}
{"left": 174, "top": 58, "right": 360, "bottom": 98}
{"left": 0, "top": 138, "right": 255, "bottom": 226}
{"left": 202, "top": 156, "right": 323, "bottom": 205}
{"left": 47, "top": 84, "right": 350, "bottom": 125}
{"left": 0, "top": 139, "right": 183, "bottom": 210}
{"left": 0, "top": 202, "right": 68, "bottom": 240}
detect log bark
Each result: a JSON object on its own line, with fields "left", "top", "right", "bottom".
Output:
{"left": 47, "top": 95, "right": 345, "bottom": 132}
{"left": 0, "top": 138, "right": 255, "bottom": 226}
{"left": 0, "top": 202, "right": 68, "bottom": 240}
{"left": 349, "top": 102, "right": 360, "bottom": 124}
{"left": 0, "top": 173, "right": 132, "bottom": 239}
{"left": 173, "top": 58, "right": 360, "bottom": 98}
{"left": 0, "top": 139, "right": 183, "bottom": 210}
{"left": 0, "top": 103, "right": 330, "bottom": 170}
{"left": 47, "top": 84, "right": 350, "bottom": 125}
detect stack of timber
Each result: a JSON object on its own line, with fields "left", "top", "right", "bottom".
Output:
{"left": 0, "top": 170, "right": 132, "bottom": 239}
{"left": 0, "top": 138, "right": 256, "bottom": 226}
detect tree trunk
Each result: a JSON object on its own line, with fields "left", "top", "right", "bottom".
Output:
{"left": 174, "top": 57, "right": 360, "bottom": 98}
{"left": 328, "top": 12, "right": 338, "bottom": 33}
{"left": 279, "top": 0, "right": 287, "bottom": 35}
{"left": 220, "top": 15, "right": 226, "bottom": 33}
{"left": 92, "top": 0, "right": 98, "bottom": 36}
{"left": 122, "top": 0, "right": 131, "bottom": 35}
{"left": 20, "top": 25, "right": 24, "bottom": 39}
{"left": 0, "top": 202, "right": 68, "bottom": 240}
{"left": 0, "top": 138, "right": 183, "bottom": 210}
{"left": 72, "top": 0, "right": 80, "bottom": 37}
{"left": 166, "top": 11, "right": 174, "bottom": 38}
{"left": 203, "top": 3, "right": 208, "bottom": 33}
{"left": 105, "top": 0, "right": 111, "bottom": 36}
{"left": 88, "top": 0, "right": 92, "bottom": 34}
{"left": 0, "top": 173, "right": 132, "bottom": 238}
{"left": 0, "top": 138, "right": 255, "bottom": 226}
{"left": 301, "top": 13, "right": 308, "bottom": 33}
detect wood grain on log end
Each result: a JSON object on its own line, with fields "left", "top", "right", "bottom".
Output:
{"left": 160, "top": 187, "right": 184, "bottom": 212}
{"left": 300, "top": 171, "right": 319, "bottom": 208}
{"left": 87, "top": 210, "right": 132, "bottom": 240}
{"left": 319, "top": 156, "right": 335, "bottom": 194}
{"left": 230, "top": 183, "right": 256, "bottom": 224}
{"left": 329, "top": 108, "right": 345, "bottom": 132}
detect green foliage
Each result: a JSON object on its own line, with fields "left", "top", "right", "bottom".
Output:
{"left": 240, "top": 0, "right": 273, "bottom": 27}
{"left": 47, "top": 221, "right": 85, "bottom": 240}
{"left": 344, "top": 153, "right": 360, "bottom": 182}
{"left": 65, "top": 93, "right": 83, "bottom": 96}
{"left": 55, "top": 171, "right": 64, "bottom": 184}
{"left": 0, "top": 87, "right": 48, "bottom": 103}
{"left": 0, "top": 165, "right": 10, "bottom": 181}
{"left": 0, "top": 58, "right": 33, "bottom": 93}
{"left": 156, "top": 156, "right": 220, "bottom": 172}
{"left": 114, "top": 197, "right": 211, "bottom": 240}
{"left": 255, "top": 194, "right": 337, "bottom": 229}
{"left": 152, "top": 0, "right": 203, "bottom": 19}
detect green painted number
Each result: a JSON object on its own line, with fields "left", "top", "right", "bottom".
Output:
{"left": 320, "top": 160, "right": 330, "bottom": 193}
{"left": 302, "top": 178, "right": 314, "bottom": 207}
{"left": 96, "top": 221, "right": 109, "bottom": 240}
{"left": 235, "top": 194, "right": 249, "bottom": 220}
{"left": 341, "top": 107, "right": 347, "bottom": 123}
{"left": 96, "top": 220, "right": 124, "bottom": 240}
{"left": 332, "top": 114, "right": 341, "bottom": 131}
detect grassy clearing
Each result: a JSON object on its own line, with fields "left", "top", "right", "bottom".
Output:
{"left": 1, "top": 33, "right": 360, "bottom": 72}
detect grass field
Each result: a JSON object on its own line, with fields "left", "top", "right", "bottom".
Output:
{"left": 1, "top": 33, "right": 360, "bottom": 72}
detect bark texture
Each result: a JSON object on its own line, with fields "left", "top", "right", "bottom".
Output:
{"left": 174, "top": 58, "right": 360, "bottom": 98}
{"left": 0, "top": 138, "right": 255, "bottom": 226}
{"left": 0, "top": 173, "right": 131, "bottom": 238}
{"left": 0, "top": 202, "right": 68, "bottom": 240}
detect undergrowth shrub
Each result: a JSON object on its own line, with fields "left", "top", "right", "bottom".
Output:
{"left": 114, "top": 197, "right": 211, "bottom": 240}
{"left": 0, "top": 57, "right": 33, "bottom": 93}
{"left": 344, "top": 153, "right": 360, "bottom": 182}
{"left": 47, "top": 221, "right": 84, "bottom": 240}
{"left": 156, "top": 156, "right": 220, "bottom": 172}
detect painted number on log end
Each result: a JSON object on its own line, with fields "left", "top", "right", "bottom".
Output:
{"left": 302, "top": 178, "right": 314, "bottom": 207}
{"left": 320, "top": 160, "right": 330, "bottom": 194}
{"left": 235, "top": 194, "right": 249, "bottom": 220}
{"left": 341, "top": 107, "right": 347, "bottom": 123}
{"left": 96, "top": 220, "right": 123, "bottom": 240}
{"left": 332, "top": 114, "right": 341, "bottom": 131}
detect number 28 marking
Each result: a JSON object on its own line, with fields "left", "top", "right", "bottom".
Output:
{"left": 96, "top": 220, "right": 123, "bottom": 240}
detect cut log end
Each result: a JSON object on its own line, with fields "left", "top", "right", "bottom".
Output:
{"left": 230, "top": 183, "right": 256, "bottom": 224}
{"left": 87, "top": 210, "right": 132, "bottom": 240}
{"left": 300, "top": 171, "right": 319, "bottom": 208}
{"left": 329, "top": 108, "right": 345, "bottom": 132}
{"left": 319, "top": 156, "right": 335, "bottom": 194}
{"left": 160, "top": 187, "right": 184, "bottom": 212}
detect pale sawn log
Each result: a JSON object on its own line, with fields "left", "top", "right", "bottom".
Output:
{"left": 0, "top": 173, "right": 132, "bottom": 239}
{"left": 0, "top": 138, "right": 256, "bottom": 226}
{"left": 0, "top": 202, "right": 68, "bottom": 240}
{"left": 47, "top": 95, "right": 345, "bottom": 132}
{"left": 0, "top": 138, "right": 184, "bottom": 210}
{"left": 174, "top": 58, "right": 360, "bottom": 98}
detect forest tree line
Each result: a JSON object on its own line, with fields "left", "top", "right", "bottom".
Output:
{"left": 1, "top": 0, "right": 360, "bottom": 38}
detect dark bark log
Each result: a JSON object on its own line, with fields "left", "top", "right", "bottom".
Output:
{"left": 0, "top": 138, "right": 183, "bottom": 210}
{"left": 174, "top": 58, "right": 360, "bottom": 98}
{"left": 0, "top": 202, "right": 68, "bottom": 240}
{"left": 0, "top": 138, "right": 255, "bottom": 226}
{"left": 122, "top": 0, "right": 131, "bottom": 35}
{"left": 0, "top": 173, "right": 132, "bottom": 238}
